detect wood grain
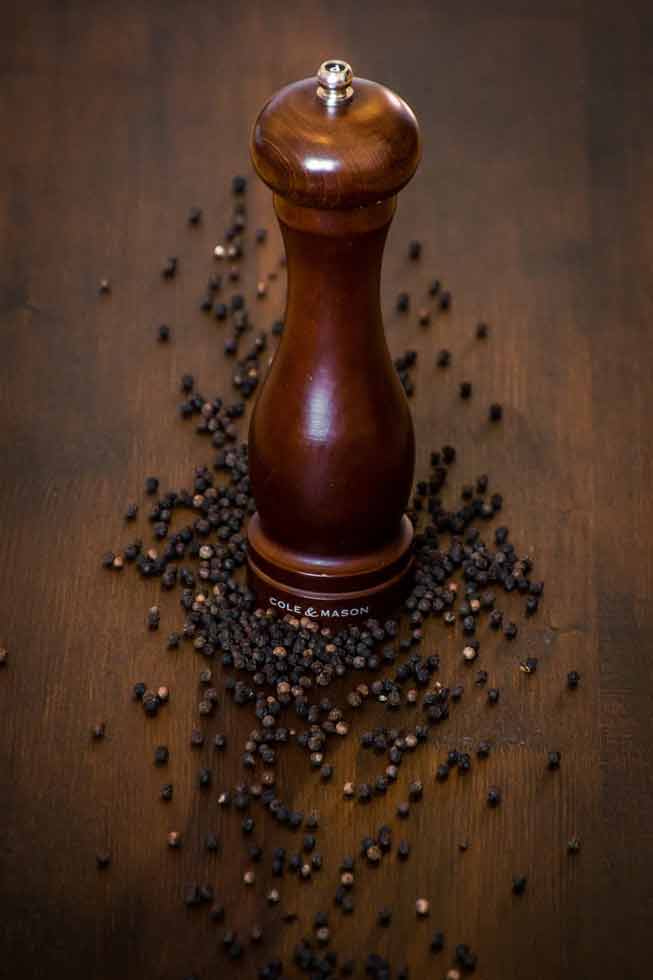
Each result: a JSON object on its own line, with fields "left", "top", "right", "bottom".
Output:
{"left": 1, "top": 2, "right": 652, "bottom": 978}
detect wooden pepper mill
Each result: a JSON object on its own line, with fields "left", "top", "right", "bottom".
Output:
{"left": 247, "top": 60, "right": 421, "bottom": 625}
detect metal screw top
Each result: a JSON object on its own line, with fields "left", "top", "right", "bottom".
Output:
{"left": 316, "top": 60, "right": 354, "bottom": 106}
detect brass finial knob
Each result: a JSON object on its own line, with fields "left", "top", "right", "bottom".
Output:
{"left": 316, "top": 60, "right": 354, "bottom": 106}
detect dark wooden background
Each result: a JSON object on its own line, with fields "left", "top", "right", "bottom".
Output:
{"left": 1, "top": 2, "right": 652, "bottom": 978}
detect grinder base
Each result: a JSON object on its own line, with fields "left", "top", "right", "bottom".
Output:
{"left": 246, "top": 513, "right": 414, "bottom": 627}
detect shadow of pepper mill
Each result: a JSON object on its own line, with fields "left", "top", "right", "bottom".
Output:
{"left": 247, "top": 60, "right": 421, "bottom": 625}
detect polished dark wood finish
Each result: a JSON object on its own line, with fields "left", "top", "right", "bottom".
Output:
{"left": 247, "top": 70, "right": 419, "bottom": 623}
{"left": 251, "top": 76, "right": 421, "bottom": 209}
{"left": 1, "top": 3, "right": 653, "bottom": 979}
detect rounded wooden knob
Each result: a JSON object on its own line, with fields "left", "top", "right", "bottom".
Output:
{"left": 247, "top": 62, "right": 421, "bottom": 625}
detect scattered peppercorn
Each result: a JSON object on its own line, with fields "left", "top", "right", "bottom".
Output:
{"left": 489, "top": 402, "right": 503, "bottom": 422}
{"left": 162, "top": 257, "right": 177, "bottom": 279}
{"left": 512, "top": 875, "right": 527, "bottom": 895}
{"left": 487, "top": 787, "right": 502, "bottom": 807}
{"left": 378, "top": 907, "right": 392, "bottom": 926}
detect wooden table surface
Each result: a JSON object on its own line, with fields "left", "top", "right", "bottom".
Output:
{"left": 2, "top": 2, "right": 652, "bottom": 978}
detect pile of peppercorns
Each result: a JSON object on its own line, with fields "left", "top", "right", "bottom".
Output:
{"left": 96, "top": 175, "right": 582, "bottom": 979}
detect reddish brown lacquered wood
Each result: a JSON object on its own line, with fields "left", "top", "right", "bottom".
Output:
{"left": 246, "top": 67, "right": 421, "bottom": 624}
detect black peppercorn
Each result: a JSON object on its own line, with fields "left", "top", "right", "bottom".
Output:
{"left": 487, "top": 787, "right": 501, "bottom": 807}
{"left": 96, "top": 850, "right": 111, "bottom": 869}
{"left": 161, "top": 783, "right": 173, "bottom": 801}
{"left": 430, "top": 930, "right": 445, "bottom": 952}
{"left": 442, "top": 444, "right": 456, "bottom": 464}
{"left": 567, "top": 670, "right": 580, "bottom": 689}
{"left": 476, "top": 321, "right": 488, "bottom": 339}
{"left": 512, "top": 875, "right": 527, "bottom": 895}
{"left": 525, "top": 595, "right": 539, "bottom": 616}
{"left": 188, "top": 206, "right": 202, "bottom": 225}
{"left": 459, "top": 381, "right": 472, "bottom": 399}
{"left": 487, "top": 688, "right": 500, "bottom": 705}
{"left": 232, "top": 175, "right": 247, "bottom": 194}
{"left": 154, "top": 745, "right": 169, "bottom": 766}
{"left": 378, "top": 907, "right": 392, "bottom": 926}
{"left": 408, "top": 780, "right": 423, "bottom": 801}
{"left": 162, "top": 257, "right": 177, "bottom": 279}
{"left": 199, "top": 767, "right": 212, "bottom": 788}
{"left": 455, "top": 943, "right": 477, "bottom": 972}
{"left": 489, "top": 402, "right": 503, "bottom": 422}
{"left": 408, "top": 240, "right": 421, "bottom": 260}
{"left": 396, "top": 291, "right": 410, "bottom": 313}
{"left": 504, "top": 621, "right": 518, "bottom": 639}
{"left": 547, "top": 750, "right": 561, "bottom": 771}
{"left": 436, "top": 349, "right": 451, "bottom": 368}
{"left": 157, "top": 323, "right": 171, "bottom": 342}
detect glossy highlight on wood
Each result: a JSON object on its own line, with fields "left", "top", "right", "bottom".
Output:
{"left": 246, "top": 64, "right": 421, "bottom": 624}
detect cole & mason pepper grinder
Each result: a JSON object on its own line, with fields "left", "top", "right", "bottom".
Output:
{"left": 246, "top": 60, "right": 421, "bottom": 625}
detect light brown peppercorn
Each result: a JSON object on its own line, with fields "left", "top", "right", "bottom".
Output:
{"left": 416, "top": 898, "right": 430, "bottom": 916}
